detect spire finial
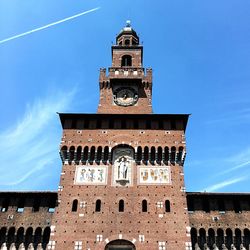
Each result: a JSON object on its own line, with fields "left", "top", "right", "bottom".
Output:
{"left": 126, "top": 20, "right": 131, "bottom": 27}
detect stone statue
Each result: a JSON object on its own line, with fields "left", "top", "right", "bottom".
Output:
{"left": 0, "top": 243, "right": 7, "bottom": 250}
{"left": 222, "top": 244, "right": 228, "bottom": 250}
{"left": 118, "top": 156, "right": 128, "bottom": 179}
{"left": 195, "top": 243, "right": 201, "bottom": 250}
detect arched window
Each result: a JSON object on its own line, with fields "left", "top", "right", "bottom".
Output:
{"left": 76, "top": 146, "right": 82, "bottom": 162}
{"left": 225, "top": 228, "right": 233, "bottom": 248}
{"left": 243, "top": 229, "right": 250, "bottom": 248}
{"left": 103, "top": 146, "right": 109, "bottom": 162}
{"left": 7, "top": 227, "right": 15, "bottom": 246}
{"left": 16, "top": 227, "right": 24, "bottom": 248}
{"left": 121, "top": 55, "right": 132, "bottom": 67}
{"left": 90, "top": 146, "right": 95, "bottom": 162}
{"left": 190, "top": 228, "right": 198, "bottom": 248}
{"left": 142, "top": 200, "right": 147, "bottom": 212}
{"left": 164, "top": 147, "right": 169, "bottom": 162}
{"left": 136, "top": 146, "right": 142, "bottom": 162}
{"left": 165, "top": 200, "right": 170, "bottom": 212}
{"left": 61, "top": 146, "right": 68, "bottom": 160}
{"left": 198, "top": 228, "right": 206, "bottom": 248}
{"left": 143, "top": 146, "right": 149, "bottom": 162}
{"left": 119, "top": 200, "right": 124, "bottom": 212}
{"left": 83, "top": 146, "right": 89, "bottom": 162}
{"left": 0, "top": 227, "right": 7, "bottom": 246}
{"left": 235, "top": 228, "right": 242, "bottom": 249}
{"left": 42, "top": 227, "right": 51, "bottom": 249}
{"left": 69, "top": 146, "right": 75, "bottom": 161}
{"left": 170, "top": 146, "right": 176, "bottom": 163}
{"left": 72, "top": 199, "right": 78, "bottom": 212}
{"left": 157, "top": 147, "right": 162, "bottom": 163}
{"left": 34, "top": 227, "right": 42, "bottom": 247}
{"left": 95, "top": 199, "right": 101, "bottom": 212}
{"left": 216, "top": 228, "right": 224, "bottom": 249}
{"left": 124, "top": 39, "right": 130, "bottom": 45}
{"left": 177, "top": 146, "right": 184, "bottom": 162}
{"left": 207, "top": 228, "right": 215, "bottom": 248}
{"left": 96, "top": 146, "right": 102, "bottom": 162}
{"left": 25, "top": 227, "right": 33, "bottom": 248}
{"left": 150, "top": 147, "right": 156, "bottom": 162}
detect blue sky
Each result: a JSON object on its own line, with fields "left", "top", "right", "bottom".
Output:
{"left": 0, "top": 0, "right": 250, "bottom": 192}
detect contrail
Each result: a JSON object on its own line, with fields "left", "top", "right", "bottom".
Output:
{"left": 0, "top": 7, "right": 100, "bottom": 44}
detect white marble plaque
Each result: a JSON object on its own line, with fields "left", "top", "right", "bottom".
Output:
{"left": 138, "top": 166, "right": 171, "bottom": 185}
{"left": 74, "top": 166, "right": 108, "bottom": 185}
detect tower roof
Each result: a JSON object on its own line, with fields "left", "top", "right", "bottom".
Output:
{"left": 116, "top": 20, "right": 139, "bottom": 43}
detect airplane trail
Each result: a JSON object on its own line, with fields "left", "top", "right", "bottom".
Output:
{"left": 0, "top": 7, "right": 100, "bottom": 44}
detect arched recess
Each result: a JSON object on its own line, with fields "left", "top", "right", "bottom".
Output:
{"left": 103, "top": 146, "right": 109, "bottom": 163}
{"left": 143, "top": 146, "right": 149, "bottom": 163}
{"left": 16, "top": 227, "right": 24, "bottom": 248}
{"left": 25, "top": 227, "right": 33, "bottom": 248}
{"left": 136, "top": 146, "right": 142, "bottom": 163}
{"left": 244, "top": 228, "right": 250, "bottom": 248}
{"left": 225, "top": 228, "right": 233, "bottom": 248}
{"left": 42, "top": 227, "right": 51, "bottom": 249}
{"left": 105, "top": 239, "right": 136, "bottom": 250}
{"left": 96, "top": 146, "right": 102, "bottom": 163}
{"left": 235, "top": 228, "right": 242, "bottom": 249}
{"left": 198, "top": 228, "right": 206, "bottom": 248}
{"left": 190, "top": 228, "right": 197, "bottom": 250}
{"left": 157, "top": 147, "right": 162, "bottom": 163}
{"left": 216, "top": 228, "right": 224, "bottom": 248}
{"left": 76, "top": 146, "right": 82, "bottom": 163}
{"left": 121, "top": 55, "right": 132, "bottom": 67}
{"left": 34, "top": 227, "right": 42, "bottom": 248}
{"left": 0, "top": 227, "right": 7, "bottom": 246}
{"left": 61, "top": 146, "right": 68, "bottom": 161}
{"left": 7, "top": 227, "right": 15, "bottom": 247}
{"left": 207, "top": 228, "right": 215, "bottom": 248}
{"left": 69, "top": 146, "right": 75, "bottom": 162}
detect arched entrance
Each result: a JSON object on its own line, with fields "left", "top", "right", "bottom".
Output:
{"left": 105, "top": 240, "right": 136, "bottom": 250}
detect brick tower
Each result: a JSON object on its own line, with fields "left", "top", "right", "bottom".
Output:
{"left": 51, "top": 21, "right": 191, "bottom": 250}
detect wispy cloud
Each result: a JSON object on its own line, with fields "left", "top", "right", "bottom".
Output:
{"left": 206, "top": 108, "right": 250, "bottom": 125}
{"left": 0, "top": 88, "right": 76, "bottom": 190}
{"left": 203, "top": 176, "right": 247, "bottom": 192}
{"left": 217, "top": 147, "right": 250, "bottom": 176}
{"left": 0, "top": 7, "right": 100, "bottom": 44}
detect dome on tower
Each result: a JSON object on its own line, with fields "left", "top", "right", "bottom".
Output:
{"left": 116, "top": 20, "right": 139, "bottom": 46}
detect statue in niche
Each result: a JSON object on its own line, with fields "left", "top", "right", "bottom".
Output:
{"left": 113, "top": 147, "right": 133, "bottom": 186}
{"left": 118, "top": 156, "right": 128, "bottom": 180}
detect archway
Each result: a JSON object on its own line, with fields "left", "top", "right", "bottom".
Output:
{"left": 105, "top": 239, "right": 136, "bottom": 250}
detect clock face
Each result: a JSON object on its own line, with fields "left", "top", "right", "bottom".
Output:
{"left": 113, "top": 87, "right": 138, "bottom": 107}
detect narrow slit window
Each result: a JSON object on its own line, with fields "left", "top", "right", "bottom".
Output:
{"left": 72, "top": 199, "right": 78, "bottom": 212}
{"left": 119, "top": 200, "right": 124, "bottom": 212}
{"left": 165, "top": 200, "right": 170, "bottom": 212}
{"left": 142, "top": 200, "right": 147, "bottom": 212}
{"left": 95, "top": 199, "right": 101, "bottom": 212}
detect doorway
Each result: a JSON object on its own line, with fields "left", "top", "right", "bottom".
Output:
{"left": 105, "top": 240, "right": 136, "bottom": 250}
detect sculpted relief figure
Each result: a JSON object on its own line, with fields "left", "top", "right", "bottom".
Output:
{"left": 118, "top": 156, "right": 128, "bottom": 180}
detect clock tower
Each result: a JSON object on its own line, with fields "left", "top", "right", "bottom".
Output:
{"left": 98, "top": 21, "right": 152, "bottom": 114}
{"left": 51, "top": 22, "right": 191, "bottom": 250}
